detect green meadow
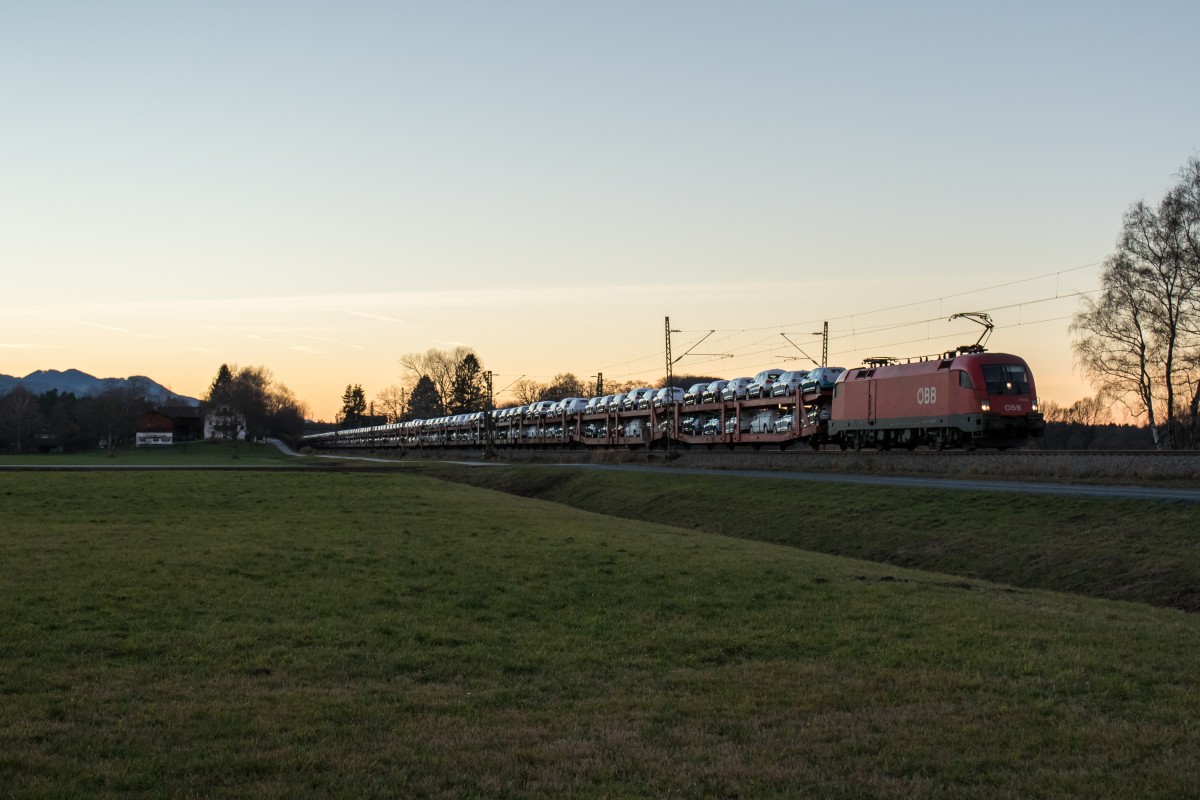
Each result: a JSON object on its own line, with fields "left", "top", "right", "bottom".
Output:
{"left": 0, "top": 441, "right": 297, "bottom": 467}
{"left": 2, "top": 469, "right": 1198, "bottom": 798}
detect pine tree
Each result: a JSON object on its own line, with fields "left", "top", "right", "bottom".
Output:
{"left": 449, "top": 353, "right": 486, "bottom": 413}
{"left": 408, "top": 375, "right": 443, "bottom": 419}
{"left": 208, "top": 364, "right": 233, "bottom": 398}
{"left": 340, "top": 384, "right": 367, "bottom": 426}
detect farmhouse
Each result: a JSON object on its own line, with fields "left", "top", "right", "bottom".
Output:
{"left": 204, "top": 406, "right": 247, "bottom": 441}
{"left": 134, "top": 406, "right": 205, "bottom": 446}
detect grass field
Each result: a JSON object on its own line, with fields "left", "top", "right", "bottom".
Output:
{"left": 3, "top": 470, "right": 1199, "bottom": 798}
{"left": 0, "top": 441, "right": 297, "bottom": 467}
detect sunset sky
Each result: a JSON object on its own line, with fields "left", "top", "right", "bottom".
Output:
{"left": 3, "top": 2, "right": 1198, "bottom": 421}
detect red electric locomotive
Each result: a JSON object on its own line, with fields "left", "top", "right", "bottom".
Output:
{"left": 829, "top": 349, "right": 1044, "bottom": 450}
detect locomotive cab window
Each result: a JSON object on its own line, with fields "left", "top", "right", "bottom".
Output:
{"left": 957, "top": 370, "right": 974, "bottom": 389}
{"left": 981, "top": 364, "right": 1029, "bottom": 395}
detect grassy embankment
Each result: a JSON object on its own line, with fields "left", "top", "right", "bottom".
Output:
{"left": 3, "top": 470, "right": 1199, "bottom": 798}
{"left": 413, "top": 464, "right": 1200, "bottom": 612}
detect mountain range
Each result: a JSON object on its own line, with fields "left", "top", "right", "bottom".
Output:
{"left": 0, "top": 369, "right": 201, "bottom": 406}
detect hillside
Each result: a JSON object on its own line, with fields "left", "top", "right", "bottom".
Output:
{"left": 0, "top": 368, "right": 199, "bottom": 405}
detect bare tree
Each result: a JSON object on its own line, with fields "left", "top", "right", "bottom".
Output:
{"left": 1033, "top": 399, "right": 1069, "bottom": 449}
{"left": 0, "top": 387, "right": 41, "bottom": 453}
{"left": 399, "top": 347, "right": 475, "bottom": 409}
{"left": 1072, "top": 156, "right": 1200, "bottom": 449}
{"left": 542, "top": 373, "right": 587, "bottom": 401}
{"left": 1175, "top": 157, "right": 1200, "bottom": 445}
{"left": 1039, "top": 399, "right": 1066, "bottom": 424}
{"left": 94, "top": 380, "right": 152, "bottom": 457}
{"left": 263, "top": 384, "right": 308, "bottom": 437}
{"left": 1065, "top": 394, "right": 1113, "bottom": 449}
{"left": 376, "top": 384, "right": 408, "bottom": 422}
{"left": 1072, "top": 258, "right": 1162, "bottom": 442}
{"left": 510, "top": 378, "right": 546, "bottom": 406}
{"left": 600, "top": 379, "right": 641, "bottom": 395}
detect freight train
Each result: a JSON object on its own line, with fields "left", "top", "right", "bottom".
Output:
{"left": 304, "top": 346, "right": 1045, "bottom": 453}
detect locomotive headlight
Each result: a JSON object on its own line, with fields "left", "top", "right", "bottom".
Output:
{"left": 1031, "top": 398, "right": 1039, "bottom": 412}
{"left": 980, "top": 399, "right": 991, "bottom": 412}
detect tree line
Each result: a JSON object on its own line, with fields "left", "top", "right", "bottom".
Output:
{"left": 0, "top": 364, "right": 307, "bottom": 454}
{"left": 1073, "top": 156, "right": 1200, "bottom": 449}
{"left": 351, "top": 340, "right": 725, "bottom": 426}
{"left": 0, "top": 383, "right": 152, "bottom": 454}
{"left": 204, "top": 364, "right": 308, "bottom": 444}
{"left": 345, "top": 347, "right": 489, "bottom": 425}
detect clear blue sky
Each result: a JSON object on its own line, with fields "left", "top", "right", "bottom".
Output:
{"left": 2, "top": 1, "right": 1197, "bottom": 418}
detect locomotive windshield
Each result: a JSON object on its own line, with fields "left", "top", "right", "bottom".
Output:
{"left": 981, "top": 364, "right": 1029, "bottom": 395}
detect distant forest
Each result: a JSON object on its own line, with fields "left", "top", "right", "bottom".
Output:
{"left": 0, "top": 385, "right": 158, "bottom": 454}
{"left": 0, "top": 364, "right": 306, "bottom": 454}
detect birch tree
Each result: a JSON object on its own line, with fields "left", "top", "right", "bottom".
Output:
{"left": 1072, "top": 157, "right": 1200, "bottom": 448}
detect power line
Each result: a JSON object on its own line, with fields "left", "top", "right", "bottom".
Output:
{"left": 543, "top": 261, "right": 1106, "bottom": 386}
{"left": 827, "top": 314, "right": 1077, "bottom": 359}
{"left": 671, "top": 260, "right": 1104, "bottom": 335}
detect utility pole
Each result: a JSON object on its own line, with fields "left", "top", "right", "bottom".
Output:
{"left": 594, "top": 373, "right": 603, "bottom": 396}
{"left": 787, "top": 322, "right": 829, "bottom": 367}
{"left": 665, "top": 316, "right": 673, "bottom": 391}
{"left": 665, "top": 316, "right": 678, "bottom": 455}
{"left": 484, "top": 370, "right": 495, "bottom": 455}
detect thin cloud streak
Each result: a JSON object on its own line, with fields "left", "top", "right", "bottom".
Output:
{"left": 347, "top": 311, "right": 405, "bottom": 324}
{"left": 296, "top": 333, "right": 367, "bottom": 351}
{"left": 76, "top": 321, "right": 162, "bottom": 339}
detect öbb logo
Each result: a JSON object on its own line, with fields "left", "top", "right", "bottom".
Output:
{"left": 916, "top": 387, "right": 937, "bottom": 405}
